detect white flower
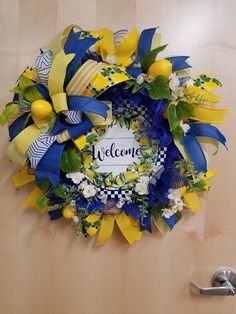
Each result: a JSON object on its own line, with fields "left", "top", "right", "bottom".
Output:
{"left": 184, "top": 78, "right": 194, "bottom": 87}
{"left": 179, "top": 120, "right": 190, "bottom": 135}
{"left": 169, "top": 73, "right": 180, "bottom": 91}
{"left": 66, "top": 172, "right": 84, "bottom": 184}
{"left": 98, "top": 194, "right": 108, "bottom": 204}
{"left": 79, "top": 180, "right": 88, "bottom": 189}
{"left": 146, "top": 75, "right": 153, "bottom": 83}
{"left": 168, "top": 188, "right": 184, "bottom": 211}
{"left": 136, "top": 73, "right": 146, "bottom": 84}
{"left": 135, "top": 176, "right": 150, "bottom": 195}
{"left": 117, "top": 198, "right": 125, "bottom": 208}
{"left": 83, "top": 184, "right": 97, "bottom": 198}
{"left": 72, "top": 216, "right": 79, "bottom": 223}
{"left": 162, "top": 208, "right": 175, "bottom": 219}
{"left": 105, "top": 55, "right": 117, "bottom": 64}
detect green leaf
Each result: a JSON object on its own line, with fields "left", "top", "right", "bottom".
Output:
{"left": 18, "top": 76, "right": 42, "bottom": 102}
{"left": 176, "top": 101, "right": 195, "bottom": 119}
{"left": 172, "top": 125, "right": 184, "bottom": 140}
{"left": 60, "top": 148, "right": 81, "bottom": 173}
{"left": 175, "top": 211, "right": 183, "bottom": 223}
{"left": 36, "top": 179, "right": 50, "bottom": 192}
{"left": 131, "top": 84, "right": 143, "bottom": 93}
{"left": 167, "top": 103, "right": 179, "bottom": 131}
{"left": 0, "top": 103, "right": 19, "bottom": 125}
{"left": 36, "top": 194, "right": 48, "bottom": 213}
{"left": 147, "top": 75, "right": 171, "bottom": 100}
{"left": 189, "top": 179, "right": 206, "bottom": 192}
{"left": 86, "top": 134, "right": 98, "bottom": 143}
{"left": 141, "top": 44, "right": 168, "bottom": 72}
{"left": 151, "top": 202, "right": 168, "bottom": 217}
{"left": 53, "top": 184, "right": 69, "bottom": 200}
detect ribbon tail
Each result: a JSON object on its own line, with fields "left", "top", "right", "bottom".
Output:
{"left": 167, "top": 56, "right": 191, "bottom": 71}
{"left": 181, "top": 187, "right": 201, "bottom": 213}
{"left": 13, "top": 166, "right": 35, "bottom": 188}
{"left": 21, "top": 186, "right": 43, "bottom": 208}
{"left": 35, "top": 142, "right": 65, "bottom": 187}
{"left": 182, "top": 131, "right": 207, "bottom": 173}
{"left": 191, "top": 106, "right": 228, "bottom": 124}
{"left": 136, "top": 28, "right": 157, "bottom": 63}
{"left": 96, "top": 215, "right": 115, "bottom": 245}
{"left": 115, "top": 212, "right": 142, "bottom": 245}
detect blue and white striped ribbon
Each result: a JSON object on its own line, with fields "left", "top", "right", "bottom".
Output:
{"left": 64, "top": 111, "right": 82, "bottom": 124}
{"left": 28, "top": 132, "right": 57, "bottom": 169}
{"left": 35, "top": 49, "right": 52, "bottom": 87}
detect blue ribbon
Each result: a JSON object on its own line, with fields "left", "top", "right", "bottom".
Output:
{"left": 182, "top": 131, "right": 207, "bottom": 173}
{"left": 166, "top": 56, "right": 191, "bottom": 71}
{"left": 189, "top": 123, "right": 227, "bottom": 147}
{"left": 162, "top": 214, "right": 176, "bottom": 230}
{"left": 68, "top": 95, "right": 109, "bottom": 119}
{"left": 136, "top": 28, "right": 157, "bottom": 63}
{"left": 9, "top": 113, "right": 29, "bottom": 141}
{"left": 64, "top": 30, "right": 99, "bottom": 86}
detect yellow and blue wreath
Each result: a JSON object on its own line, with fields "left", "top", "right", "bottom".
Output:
{"left": 0, "top": 25, "right": 228, "bottom": 245}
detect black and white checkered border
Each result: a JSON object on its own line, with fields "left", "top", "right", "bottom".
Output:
{"left": 96, "top": 186, "right": 133, "bottom": 199}
{"left": 156, "top": 146, "right": 167, "bottom": 167}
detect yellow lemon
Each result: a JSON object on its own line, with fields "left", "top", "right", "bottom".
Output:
{"left": 124, "top": 171, "right": 139, "bottom": 180}
{"left": 62, "top": 205, "right": 75, "bottom": 219}
{"left": 148, "top": 59, "right": 173, "bottom": 79}
{"left": 138, "top": 164, "right": 147, "bottom": 173}
{"left": 116, "top": 177, "right": 123, "bottom": 185}
{"left": 87, "top": 226, "right": 98, "bottom": 237}
{"left": 31, "top": 100, "right": 53, "bottom": 119}
{"left": 140, "top": 136, "right": 149, "bottom": 145}
{"left": 85, "top": 169, "right": 94, "bottom": 179}
{"left": 83, "top": 154, "right": 93, "bottom": 168}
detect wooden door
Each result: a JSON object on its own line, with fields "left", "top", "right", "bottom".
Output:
{"left": 0, "top": 1, "right": 236, "bottom": 313}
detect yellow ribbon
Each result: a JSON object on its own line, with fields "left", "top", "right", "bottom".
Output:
{"left": 94, "top": 28, "right": 139, "bottom": 67}
{"left": 13, "top": 166, "right": 35, "bottom": 188}
{"left": 86, "top": 211, "right": 142, "bottom": 245}
{"left": 184, "top": 85, "right": 221, "bottom": 107}
{"left": 180, "top": 169, "right": 217, "bottom": 213}
{"left": 21, "top": 186, "right": 44, "bottom": 208}
{"left": 48, "top": 50, "right": 75, "bottom": 113}
{"left": 7, "top": 124, "right": 42, "bottom": 166}
{"left": 191, "top": 105, "right": 228, "bottom": 124}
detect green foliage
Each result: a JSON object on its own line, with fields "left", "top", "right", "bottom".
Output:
{"left": 53, "top": 184, "right": 69, "bottom": 200}
{"left": 167, "top": 101, "right": 195, "bottom": 140}
{"left": 175, "top": 211, "right": 183, "bottom": 223}
{"left": 151, "top": 202, "right": 168, "bottom": 217}
{"left": 36, "top": 194, "right": 48, "bottom": 213}
{"left": 36, "top": 179, "right": 50, "bottom": 192}
{"left": 140, "top": 44, "right": 168, "bottom": 72}
{"left": 146, "top": 75, "right": 171, "bottom": 100}
{"left": 13, "top": 76, "right": 42, "bottom": 102}
{"left": 0, "top": 103, "right": 19, "bottom": 126}
{"left": 176, "top": 101, "right": 195, "bottom": 119}
{"left": 175, "top": 160, "right": 206, "bottom": 192}
{"left": 60, "top": 148, "right": 81, "bottom": 173}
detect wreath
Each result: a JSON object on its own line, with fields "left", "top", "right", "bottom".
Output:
{"left": 0, "top": 25, "right": 228, "bottom": 245}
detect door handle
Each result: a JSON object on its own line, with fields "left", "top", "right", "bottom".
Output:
{"left": 191, "top": 268, "right": 236, "bottom": 296}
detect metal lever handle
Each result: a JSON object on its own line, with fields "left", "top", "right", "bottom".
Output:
{"left": 191, "top": 268, "right": 236, "bottom": 296}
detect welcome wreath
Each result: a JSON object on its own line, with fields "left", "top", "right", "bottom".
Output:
{"left": 0, "top": 26, "right": 228, "bottom": 245}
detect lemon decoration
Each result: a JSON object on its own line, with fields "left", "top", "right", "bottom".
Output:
{"left": 110, "top": 73, "right": 129, "bottom": 84}
{"left": 31, "top": 100, "right": 53, "bottom": 119}
{"left": 91, "top": 74, "right": 109, "bottom": 89}
{"left": 62, "top": 205, "right": 75, "bottom": 219}
{"left": 148, "top": 59, "right": 173, "bottom": 79}
{"left": 124, "top": 171, "right": 139, "bottom": 180}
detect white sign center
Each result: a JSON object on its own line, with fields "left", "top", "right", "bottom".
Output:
{"left": 92, "top": 124, "right": 141, "bottom": 175}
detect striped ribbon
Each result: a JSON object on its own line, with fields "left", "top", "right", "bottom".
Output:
{"left": 66, "top": 59, "right": 105, "bottom": 96}
{"left": 35, "top": 50, "right": 52, "bottom": 87}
